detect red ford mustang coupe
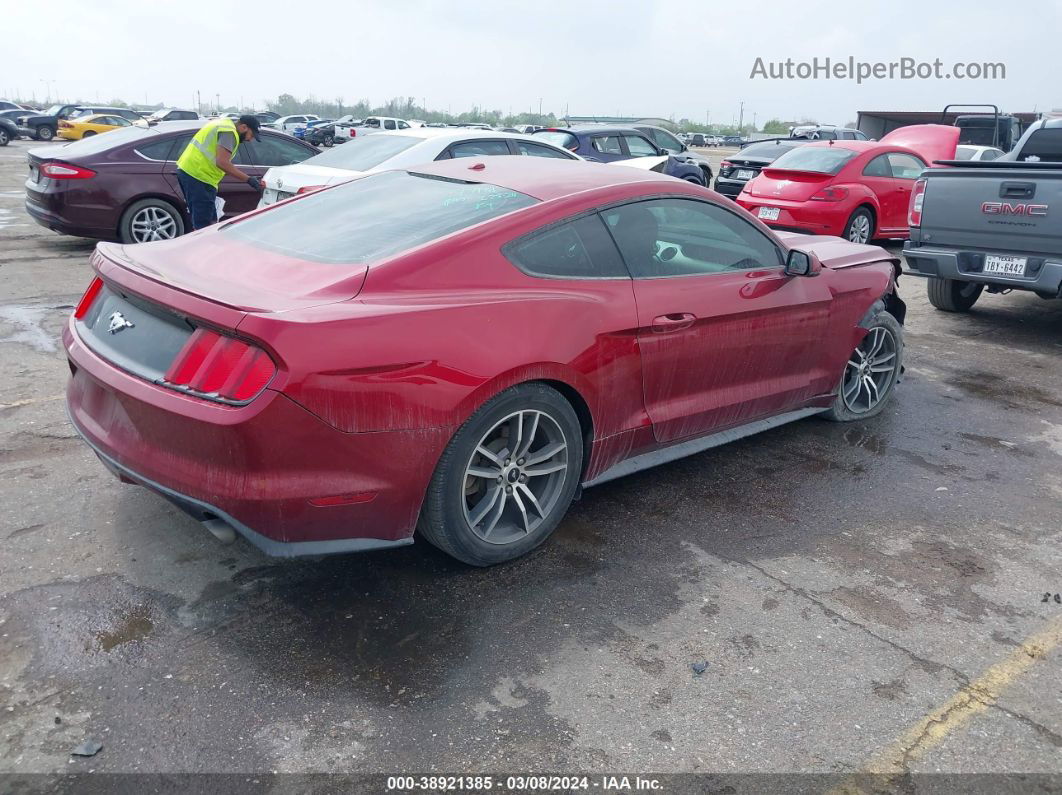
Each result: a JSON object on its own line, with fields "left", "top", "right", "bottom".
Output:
{"left": 736, "top": 125, "right": 959, "bottom": 244}
{"left": 64, "top": 157, "right": 906, "bottom": 566}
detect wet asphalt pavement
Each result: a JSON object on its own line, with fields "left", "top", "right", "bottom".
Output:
{"left": 1, "top": 139, "right": 1061, "bottom": 786}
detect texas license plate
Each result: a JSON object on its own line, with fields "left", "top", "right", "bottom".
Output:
{"left": 983, "top": 255, "right": 1027, "bottom": 276}
{"left": 757, "top": 207, "right": 780, "bottom": 221}
{"left": 736, "top": 169, "right": 756, "bottom": 180}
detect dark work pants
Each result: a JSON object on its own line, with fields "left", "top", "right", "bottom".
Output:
{"left": 176, "top": 169, "right": 218, "bottom": 230}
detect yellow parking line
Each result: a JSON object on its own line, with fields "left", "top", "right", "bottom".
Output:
{"left": 830, "top": 617, "right": 1062, "bottom": 793}
{"left": 0, "top": 393, "right": 65, "bottom": 409}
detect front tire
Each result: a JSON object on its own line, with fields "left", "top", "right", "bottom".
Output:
{"left": 119, "top": 198, "right": 185, "bottom": 243}
{"left": 417, "top": 383, "right": 584, "bottom": 566}
{"left": 323, "top": 134, "right": 334, "bottom": 147}
{"left": 82, "top": 130, "right": 96, "bottom": 138}
{"left": 843, "top": 207, "right": 874, "bottom": 244}
{"left": 36, "top": 125, "right": 55, "bottom": 141}
{"left": 927, "top": 277, "right": 983, "bottom": 312}
{"left": 823, "top": 303, "right": 903, "bottom": 422}
{"left": 0, "top": 128, "right": 8, "bottom": 146}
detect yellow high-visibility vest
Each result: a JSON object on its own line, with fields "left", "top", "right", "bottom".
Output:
{"left": 176, "top": 118, "right": 240, "bottom": 188}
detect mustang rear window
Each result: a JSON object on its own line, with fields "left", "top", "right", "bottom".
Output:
{"left": 223, "top": 170, "right": 538, "bottom": 264}
{"left": 767, "top": 146, "right": 858, "bottom": 175}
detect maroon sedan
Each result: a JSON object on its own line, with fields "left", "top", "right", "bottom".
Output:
{"left": 24, "top": 121, "right": 318, "bottom": 243}
{"left": 65, "top": 157, "right": 906, "bottom": 566}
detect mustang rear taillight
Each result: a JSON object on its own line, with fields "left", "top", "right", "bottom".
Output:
{"left": 909, "top": 178, "right": 927, "bottom": 227}
{"left": 74, "top": 277, "right": 104, "bottom": 319}
{"left": 809, "top": 186, "right": 849, "bottom": 202}
{"left": 40, "top": 162, "right": 96, "bottom": 180}
{"left": 163, "top": 329, "right": 276, "bottom": 403}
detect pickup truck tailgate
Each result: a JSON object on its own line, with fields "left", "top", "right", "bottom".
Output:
{"left": 919, "top": 168, "right": 1062, "bottom": 255}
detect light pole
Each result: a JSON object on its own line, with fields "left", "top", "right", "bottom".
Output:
{"left": 40, "top": 79, "right": 55, "bottom": 103}
{"left": 538, "top": 97, "right": 543, "bottom": 117}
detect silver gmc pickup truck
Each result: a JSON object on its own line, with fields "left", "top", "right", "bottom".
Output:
{"left": 903, "top": 117, "right": 1062, "bottom": 311}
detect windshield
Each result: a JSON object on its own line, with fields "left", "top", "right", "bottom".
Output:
{"left": 737, "top": 141, "right": 803, "bottom": 159}
{"left": 223, "top": 170, "right": 538, "bottom": 265}
{"left": 43, "top": 105, "right": 64, "bottom": 116}
{"left": 767, "top": 146, "right": 858, "bottom": 174}
{"left": 304, "top": 134, "right": 425, "bottom": 170}
{"left": 954, "top": 146, "right": 976, "bottom": 160}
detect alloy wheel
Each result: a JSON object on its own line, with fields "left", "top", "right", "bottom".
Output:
{"left": 461, "top": 409, "right": 570, "bottom": 545}
{"left": 841, "top": 326, "right": 899, "bottom": 413}
{"left": 848, "top": 214, "right": 871, "bottom": 244}
{"left": 130, "top": 206, "right": 179, "bottom": 243}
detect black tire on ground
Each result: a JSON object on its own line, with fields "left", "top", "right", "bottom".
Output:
{"left": 843, "top": 206, "right": 875, "bottom": 244}
{"left": 417, "top": 383, "right": 584, "bottom": 567}
{"left": 822, "top": 302, "right": 904, "bottom": 422}
{"left": 118, "top": 198, "right": 186, "bottom": 244}
{"left": 323, "top": 134, "right": 334, "bottom": 147}
{"left": 82, "top": 131, "right": 96, "bottom": 138}
{"left": 36, "top": 125, "right": 55, "bottom": 141}
{"left": 926, "top": 277, "right": 983, "bottom": 312}
{"left": 0, "top": 128, "right": 8, "bottom": 147}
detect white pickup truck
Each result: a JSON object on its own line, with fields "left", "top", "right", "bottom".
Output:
{"left": 333, "top": 116, "right": 412, "bottom": 143}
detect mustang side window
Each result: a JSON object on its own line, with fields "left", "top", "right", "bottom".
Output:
{"left": 602, "top": 199, "right": 783, "bottom": 278}
{"left": 505, "top": 215, "right": 628, "bottom": 279}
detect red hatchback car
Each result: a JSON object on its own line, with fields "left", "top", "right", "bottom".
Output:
{"left": 736, "top": 125, "right": 960, "bottom": 243}
{"left": 65, "top": 157, "right": 906, "bottom": 566}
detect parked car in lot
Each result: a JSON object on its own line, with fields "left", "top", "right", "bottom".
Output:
{"left": 903, "top": 117, "right": 1062, "bottom": 311}
{"left": 0, "top": 116, "right": 18, "bottom": 146}
{"left": 736, "top": 125, "right": 960, "bottom": 243}
{"left": 18, "top": 104, "right": 142, "bottom": 141}
{"left": 532, "top": 126, "right": 707, "bottom": 184}
{"left": 57, "top": 113, "right": 135, "bottom": 140}
{"left": 686, "top": 133, "right": 709, "bottom": 147}
{"left": 141, "top": 108, "right": 199, "bottom": 124}
{"left": 790, "top": 125, "right": 868, "bottom": 141}
{"left": 304, "top": 123, "right": 337, "bottom": 147}
{"left": 714, "top": 138, "right": 813, "bottom": 199}
{"left": 24, "top": 121, "right": 318, "bottom": 243}
{"left": 634, "top": 124, "right": 714, "bottom": 184}
{"left": 332, "top": 116, "right": 411, "bottom": 143}
{"left": 953, "top": 144, "right": 1006, "bottom": 161}
{"left": 64, "top": 155, "right": 906, "bottom": 565}
{"left": 271, "top": 114, "right": 321, "bottom": 133}
{"left": 293, "top": 118, "right": 333, "bottom": 140}
{"left": 259, "top": 129, "right": 578, "bottom": 206}
{"left": 722, "top": 136, "right": 746, "bottom": 146}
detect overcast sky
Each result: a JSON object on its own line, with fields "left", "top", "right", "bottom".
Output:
{"left": 6, "top": 0, "right": 1059, "bottom": 124}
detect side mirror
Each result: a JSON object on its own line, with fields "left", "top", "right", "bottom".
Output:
{"left": 784, "top": 249, "right": 820, "bottom": 277}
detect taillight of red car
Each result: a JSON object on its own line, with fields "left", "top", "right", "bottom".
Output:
{"left": 163, "top": 329, "right": 276, "bottom": 404}
{"left": 74, "top": 277, "right": 104, "bottom": 319}
{"left": 809, "top": 186, "right": 849, "bottom": 202}
{"left": 295, "top": 185, "right": 325, "bottom": 195}
{"left": 40, "top": 162, "right": 96, "bottom": 180}
{"left": 909, "top": 178, "right": 927, "bottom": 227}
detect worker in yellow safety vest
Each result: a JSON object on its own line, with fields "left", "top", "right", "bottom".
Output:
{"left": 175, "top": 115, "right": 264, "bottom": 230}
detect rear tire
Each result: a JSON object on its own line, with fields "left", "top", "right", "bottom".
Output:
{"left": 119, "top": 198, "right": 186, "bottom": 244}
{"left": 82, "top": 130, "right": 96, "bottom": 138}
{"left": 927, "top": 277, "right": 983, "bottom": 312}
{"left": 36, "top": 125, "right": 55, "bottom": 141}
{"left": 0, "top": 129, "right": 8, "bottom": 147}
{"left": 843, "top": 207, "right": 875, "bottom": 244}
{"left": 417, "top": 383, "right": 583, "bottom": 566}
{"left": 323, "top": 134, "right": 334, "bottom": 147}
{"left": 823, "top": 303, "right": 904, "bottom": 422}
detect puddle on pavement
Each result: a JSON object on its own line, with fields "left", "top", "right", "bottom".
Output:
{"left": 960, "top": 432, "right": 1034, "bottom": 457}
{"left": 945, "top": 370, "right": 1062, "bottom": 409}
{"left": 843, "top": 428, "right": 887, "bottom": 454}
{"left": 93, "top": 604, "right": 155, "bottom": 652}
{"left": 0, "top": 304, "right": 67, "bottom": 353}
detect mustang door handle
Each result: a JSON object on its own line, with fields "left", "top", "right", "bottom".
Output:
{"left": 651, "top": 313, "right": 696, "bottom": 333}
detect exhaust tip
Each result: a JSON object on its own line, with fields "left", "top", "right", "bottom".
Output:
{"left": 202, "top": 517, "right": 237, "bottom": 545}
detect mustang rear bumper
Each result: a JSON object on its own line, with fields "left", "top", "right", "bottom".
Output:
{"left": 64, "top": 319, "right": 451, "bottom": 557}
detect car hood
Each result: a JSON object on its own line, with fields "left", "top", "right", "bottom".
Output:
{"left": 879, "top": 124, "right": 960, "bottom": 163}
{"left": 264, "top": 164, "right": 363, "bottom": 192}
{"left": 95, "top": 234, "right": 368, "bottom": 313}
{"left": 775, "top": 232, "right": 898, "bottom": 270}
